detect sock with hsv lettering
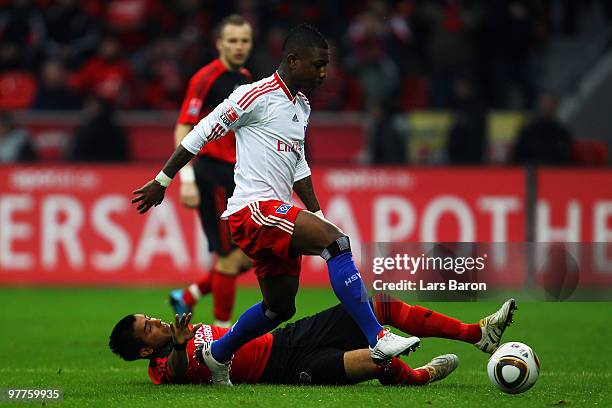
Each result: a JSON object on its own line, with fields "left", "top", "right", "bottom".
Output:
{"left": 326, "top": 250, "right": 383, "bottom": 348}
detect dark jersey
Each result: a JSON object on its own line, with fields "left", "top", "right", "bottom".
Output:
{"left": 177, "top": 59, "right": 252, "bottom": 163}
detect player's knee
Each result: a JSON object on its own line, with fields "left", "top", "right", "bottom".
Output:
{"left": 321, "top": 222, "right": 344, "bottom": 247}
{"left": 320, "top": 235, "right": 351, "bottom": 261}
{"left": 262, "top": 302, "right": 296, "bottom": 323}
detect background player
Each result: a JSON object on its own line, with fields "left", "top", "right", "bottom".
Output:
{"left": 168, "top": 15, "right": 254, "bottom": 327}
{"left": 132, "top": 24, "right": 420, "bottom": 385}
{"left": 109, "top": 297, "right": 516, "bottom": 386}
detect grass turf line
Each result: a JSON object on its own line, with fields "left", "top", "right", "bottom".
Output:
{"left": 0, "top": 287, "right": 610, "bottom": 407}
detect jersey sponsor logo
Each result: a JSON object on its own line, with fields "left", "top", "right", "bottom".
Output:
{"left": 220, "top": 107, "right": 239, "bottom": 127}
{"left": 275, "top": 203, "right": 292, "bottom": 214}
{"left": 193, "top": 324, "right": 214, "bottom": 347}
{"left": 188, "top": 98, "right": 202, "bottom": 115}
{"left": 277, "top": 140, "right": 303, "bottom": 159}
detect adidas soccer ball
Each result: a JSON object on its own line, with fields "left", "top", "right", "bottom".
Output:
{"left": 487, "top": 342, "right": 540, "bottom": 394}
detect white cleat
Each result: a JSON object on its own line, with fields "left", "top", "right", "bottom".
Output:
{"left": 416, "top": 354, "right": 459, "bottom": 383}
{"left": 369, "top": 328, "right": 420, "bottom": 363}
{"left": 195, "top": 341, "right": 232, "bottom": 385}
{"left": 475, "top": 298, "right": 517, "bottom": 354}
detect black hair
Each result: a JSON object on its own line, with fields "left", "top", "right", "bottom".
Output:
{"left": 109, "top": 315, "right": 145, "bottom": 361}
{"left": 214, "top": 14, "right": 250, "bottom": 39}
{"left": 281, "top": 24, "right": 328, "bottom": 59}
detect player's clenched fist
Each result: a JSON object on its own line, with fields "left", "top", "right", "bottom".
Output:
{"left": 132, "top": 180, "right": 166, "bottom": 214}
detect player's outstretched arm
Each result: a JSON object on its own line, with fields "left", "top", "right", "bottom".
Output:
{"left": 131, "top": 145, "right": 195, "bottom": 214}
{"left": 167, "top": 312, "right": 202, "bottom": 383}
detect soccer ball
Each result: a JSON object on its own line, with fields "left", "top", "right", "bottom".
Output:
{"left": 487, "top": 342, "right": 540, "bottom": 394}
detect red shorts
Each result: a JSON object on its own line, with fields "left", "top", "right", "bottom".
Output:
{"left": 228, "top": 200, "right": 302, "bottom": 278}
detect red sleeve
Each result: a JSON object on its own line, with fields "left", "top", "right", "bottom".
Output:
{"left": 177, "top": 64, "right": 223, "bottom": 126}
{"left": 148, "top": 357, "right": 171, "bottom": 385}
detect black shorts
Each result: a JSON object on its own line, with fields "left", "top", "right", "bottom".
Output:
{"left": 259, "top": 304, "right": 369, "bottom": 385}
{"left": 194, "top": 156, "right": 236, "bottom": 255}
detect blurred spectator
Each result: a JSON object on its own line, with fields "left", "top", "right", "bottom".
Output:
{"left": 140, "top": 37, "right": 184, "bottom": 110}
{"left": 0, "top": 70, "right": 37, "bottom": 109}
{"left": 43, "top": 0, "right": 99, "bottom": 68}
{"left": 32, "top": 59, "right": 82, "bottom": 109}
{"left": 347, "top": 7, "right": 400, "bottom": 108}
{"left": 367, "top": 99, "right": 406, "bottom": 164}
{"left": 309, "top": 43, "right": 363, "bottom": 111}
{"left": 172, "top": 0, "right": 215, "bottom": 76}
{"left": 248, "top": 26, "right": 285, "bottom": 80}
{"left": 102, "top": 0, "right": 173, "bottom": 53}
{"left": 70, "top": 36, "right": 136, "bottom": 108}
{"left": 476, "top": 0, "right": 544, "bottom": 109}
{"left": 419, "top": 0, "right": 477, "bottom": 108}
{"left": 0, "top": 111, "right": 37, "bottom": 162}
{"left": 0, "top": 0, "right": 46, "bottom": 70}
{"left": 0, "top": 0, "right": 591, "bottom": 118}
{"left": 447, "top": 77, "right": 487, "bottom": 164}
{"left": 387, "top": 0, "right": 419, "bottom": 75}
{"left": 512, "top": 92, "right": 573, "bottom": 165}
{"left": 68, "top": 97, "right": 129, "bottom": 162}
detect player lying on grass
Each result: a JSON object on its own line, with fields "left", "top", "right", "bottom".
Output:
{"left": 109, "top": 296, "right": 516, "bottom": 386}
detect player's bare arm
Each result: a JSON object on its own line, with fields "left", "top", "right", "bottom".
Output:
{"left": 174, "top": 123, "right": 200, "bottom": 208}
{"left": 293, "top": 176, "right": 321, "bottom": 212}
{"left": 131, "top": 145, "right": 195, "bottom": 214}
{"left": 167, "top": 313, "right": 202, "bottom": 383}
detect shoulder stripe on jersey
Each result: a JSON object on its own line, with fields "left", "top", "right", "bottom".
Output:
{"left": 238, "top": 82, "right": 277, "bottom": 109}
{"left": 240, "top": 84, "right": 280, "bottom": 109}
{"left": 237, "top": 79, "right": 276, "bottom": 106}
{"left": 207, "top": 123, "right": 223, "bottom": 142}
{"left": 210, "top": 124, "right": 225, "bottom": 142}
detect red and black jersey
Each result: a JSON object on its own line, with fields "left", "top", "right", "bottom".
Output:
{"left": 148, "top": 323, "right": 273, "bottom": 385}
{"left": 177, "top": 59, "right": 252, "bottom": 164}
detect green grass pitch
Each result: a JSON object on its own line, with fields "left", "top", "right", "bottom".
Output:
{"left": 1, "top": 287, "right": 610, "bottom": 407}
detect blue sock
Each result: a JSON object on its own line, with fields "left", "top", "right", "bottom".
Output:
{"left": 327, "top": 251, "right": 383, "bottom": 347}
{"left": 211, "top": 301, "right": 278, "bottom": 363}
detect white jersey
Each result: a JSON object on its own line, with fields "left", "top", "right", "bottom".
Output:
{"left": 182, "top": 72, "right": 312, "bottom": 217}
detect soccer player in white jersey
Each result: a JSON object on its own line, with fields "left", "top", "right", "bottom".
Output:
{"left": 132, "top": 24, "right": 419, "bottom": 385}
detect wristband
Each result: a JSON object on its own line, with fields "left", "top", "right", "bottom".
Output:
{"left": 173, "top": 342, "right": 187, "bottom": 351}
{"left": 154, "top": 171, "right": 172, "bottom": 188}
{"left": 179, "top": 165, "right": 195, "bottom": 183}
{"left": 314, "top": 210, "right": 324, "bottom": 219}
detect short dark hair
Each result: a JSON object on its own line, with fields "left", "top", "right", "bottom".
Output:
{"left": 109, "top": 315, "right": 145, "bottom": 361}
{"left": 281, "top": 24, "right": 328, "bottom": 59}
{"left": 214, "top": 14, "right": 249, "bottom": 39}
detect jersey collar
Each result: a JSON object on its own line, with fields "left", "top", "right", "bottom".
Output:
{"left": 274, "top": 71, "right": 296, "bottom": 104}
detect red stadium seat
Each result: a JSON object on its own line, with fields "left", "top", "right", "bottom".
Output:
{"left": 0, "top": 71, "right": 37, "bottom": 109}
{"left": 571, "top": 139, "right": 609, "bottom": 165}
